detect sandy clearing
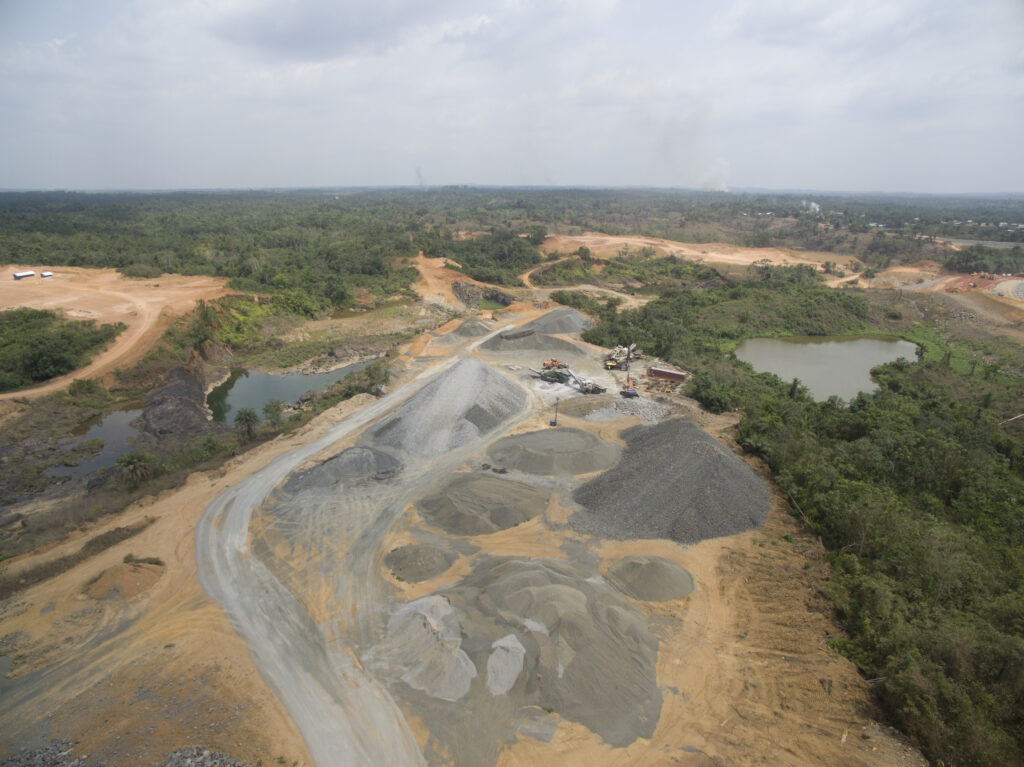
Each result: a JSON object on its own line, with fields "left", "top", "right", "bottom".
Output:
{"left": 410, "top": 254, "right": 467, "bottom": 310}
{"left": 0, "top": 266, "right": 230, "bottom": 400}
{"left": 541, "top": 233, "right": 833, "bottom": 270}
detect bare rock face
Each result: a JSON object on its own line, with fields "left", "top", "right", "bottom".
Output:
{"left": 138, "top": 367, "right": 224, "bottom": 440}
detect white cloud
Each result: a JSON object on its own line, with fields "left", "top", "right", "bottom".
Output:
{"left": 0, "top": 0, "right": 1021, "bottom": 191}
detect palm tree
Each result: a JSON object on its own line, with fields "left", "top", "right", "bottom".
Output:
{"left": 116, "top": 450, "right": 156, "bottom": 486}
{"left": 234, "top": 407, "right": 260, "bottom": 441}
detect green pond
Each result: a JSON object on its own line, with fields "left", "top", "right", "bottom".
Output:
{"left": 734, "top": 336, "right": 918, "bottom": 401}
{"left": 207, "top": 359, "right": 374, "bottom": 423}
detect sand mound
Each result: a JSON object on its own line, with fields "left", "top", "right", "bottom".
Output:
{"left": 479, "top": 329, "right": 582, "bottom": 355}
{"left": 488, "top": 428, "right": 618, "bottom": 476}
{"left": 572, "top": 418, "right": 770, "bottom": 543}
{"left": 384, "top": 544, "right": 458, "bottom": 582}
{"left": 374, "top": 557, "right": 660, "bottom": 761}
{"left": 520, "top": 307, "right": 593, "bottom": 335}
{"left": 368, "top": 359, "right": 526, "bottom": 457}
{"left": 604, "top": 556, "right": 694, "bottom": 601}
{"left": 86, "top": 562, "right": 162, "bottom": 600}
{"left": 416, "top": 474, "right": 550, "bottom": 535}
{"left": 284, "top": 446, "right": 402, "bottom": 492}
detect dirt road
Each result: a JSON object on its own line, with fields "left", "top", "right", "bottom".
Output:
{"left": 0, "top": 266, "right": 230, "bottom": 399}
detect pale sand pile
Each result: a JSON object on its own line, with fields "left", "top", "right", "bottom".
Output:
{"left": 487, "top": 428, "right": 618, "bottom": 477}
{"left": 416, "top": 474, "right": 550, "bottom": 536}
{"left": 604, "top": 556, "right": 695, "bottom": 601}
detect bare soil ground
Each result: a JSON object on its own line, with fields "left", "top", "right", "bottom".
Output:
{"left": 0, "top": 266, "right": 230, "bottom": 400}
{"left": 0, "top": 263, "right": 935, "bottom": 767}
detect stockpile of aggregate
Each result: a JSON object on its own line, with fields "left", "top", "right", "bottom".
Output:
{"left": 416, "top": 474, "right": 550, "bottom": 535}
{"left": 439, "top": 317, "right": 493, "bottom": 340}
{"left": 479, "top": 329, "right": 581, "bottom": 355}
{"left": 519, "top": 307, "right": 593, "bottom": 335}
{"left": 283, "top": 446, "right": 402, "bottom": 492}
{"left": 384, "top": 544, "right": 458, "bottom": 582}
{"left": 373, "top": 557, "right": 661, "bottom": 764}
{"left": 572, "top": 418, "right": 770, "bottom": 543}
{"left": 368, "top": 359, "right": 525, "bottom": 457}
{"left": 584, "top": 397, "right": 669, "bottom": 423}
{"left": 0, "top": 742, "right": 250, "bottom": 767}
{"left": 604, "top": 556, "right": 695, "bottom": 601}
{"left": 487, "top": 428, "right": 618, "bottom": 476}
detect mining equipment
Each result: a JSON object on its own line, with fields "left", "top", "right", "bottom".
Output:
{"left": 566, "top": 368, "right": 607, "bottom": 395}
{"left": 530, "top": 367, "right": 571, "bottom": 384}
{"left": 542, "top": 358, "right": 569, "bottom": 370}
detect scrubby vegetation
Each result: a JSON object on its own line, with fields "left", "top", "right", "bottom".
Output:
{"left": 0, "top": 308, "right": 124, "bottom": 391}
{"left": 580, "top": 267, "right": 1024, "bottom": 767}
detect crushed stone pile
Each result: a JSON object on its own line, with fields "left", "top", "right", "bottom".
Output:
{"left": 604, "top": 556, "right": 695, "bottom": 601}
{"left": 0, "top": 742, "right": 250, "bottom": 767}
{"left": 488, "top": 428, "right": 618, "bottom": 476}
{"left": 368, "top": 359, "right": 525, "bottom": 457}
{"left": 372, "top": 557, "right": 660, "bottom": 764}
{"left": 451, "top": 317, "right": 494, "bottom": 337}
{"left": 479, "top": 329, "right": 582, "bottom": 355}
{"left": 519, "top": 307, "right": 593, "bottom": 335}
{"left": 283, "top": 446, "right": 402, "bottom": 492}
{"left": 384, "top": 544, "right": 457, "bottom": 582}
{"left": 585, "top": 397, "right": 669, "bottom": 423}
{"left": 416, "top": 474, "right": 550, "bottom": 535}
{"left": 572, "top": 418, "right": 770, "bottom": 543}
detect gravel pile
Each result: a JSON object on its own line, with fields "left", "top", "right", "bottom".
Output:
{"left": 0, "top": 743, "right": 250, "bottom": 767}
{"left": 157, "top": 748, "right": 249, "bottom": 767}
{"left": 384, "top": 544, "right": 458, "bottom": 582}
{"left": 479, "top": 330, "right": 582, "bottom": 355}
{"left": 373, "top": 557, "right": 661, "bottom": 763}
{"left": 556, "top": 394, "right": 613, "bottom": 418}
{"left": 416, "top": 473, "right": 550, "bottom": 535}
{"left": 368, "top": 359, "right": 526, "bottom": 457}
{"left": 283, "top": 446, "right": 402, "bottom": 492}
{"left": 0, "top": 740, "right": 98, "bottom": 767}
{"left": 584, "top": 397, "right": 669, "bottom": 423}
{"left": 519, "top": 307, "right": 593, "bottom": 335}
{"left": 488, "top": 428, "right": 618, "bottom": 476}
{"left": 604, "top": 556, "right": 695, "bottom": 601}
{"left": 572, "top": 418, "right": 770, "bottom": 543}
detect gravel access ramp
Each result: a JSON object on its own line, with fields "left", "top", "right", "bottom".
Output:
{"left": 572, "top": 418, "right": 770, "bottom": 543}
{"left": 368, "top": 359, "right": 526, "bottom": 457}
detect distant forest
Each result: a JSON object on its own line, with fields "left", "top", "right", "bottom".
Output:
{"left": 1, "top": 189, "right": 1022, "bottom": 309}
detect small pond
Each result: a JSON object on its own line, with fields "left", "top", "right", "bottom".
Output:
{"left": 207, "top": 359, "right": 374, "bottom": 423}
{"left": 734, "top": 336, "right": 918, "bottom": 401}
{"left": 46, "top": 408, "right": 144, "bottom": 479}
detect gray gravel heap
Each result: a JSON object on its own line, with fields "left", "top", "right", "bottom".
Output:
{"left": 584, "top": 397, "right": 669, "bottom": 423}
{"left": 604, "top": 556, "right": 695, "bottom": 601}
{"left": 0, "top": 742, "right": 250, "bottom": 767}
{"left": 488, "top": 427, "right": 618, "bottom": 477}
{"left": 479, "top": 329, "right": 582, "bottom": 355}
{"left": 416, "top": 473, "right": 550, "bottom": 535}
{"left": 572, "top": 418, "right": 770, "bottom": 543}
{"left": 0, "top": 740, "right": 99, "bottom": 767}
{"left": 384, "top": 544, "right": 458, "bottom": 582}
{"left": 368, "top": 359, "right": 526, "bottom": 457}
{"left": 519, "top": 307, "right": 593, "bottom": 335}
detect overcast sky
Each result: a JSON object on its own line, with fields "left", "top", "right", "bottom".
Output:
{"left": 2, "top": 0, "right": 1022, "bottom": 193}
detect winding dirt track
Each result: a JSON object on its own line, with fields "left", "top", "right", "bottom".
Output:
{"left": 0, "top": 266, "right": 230, "bottom": 400}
